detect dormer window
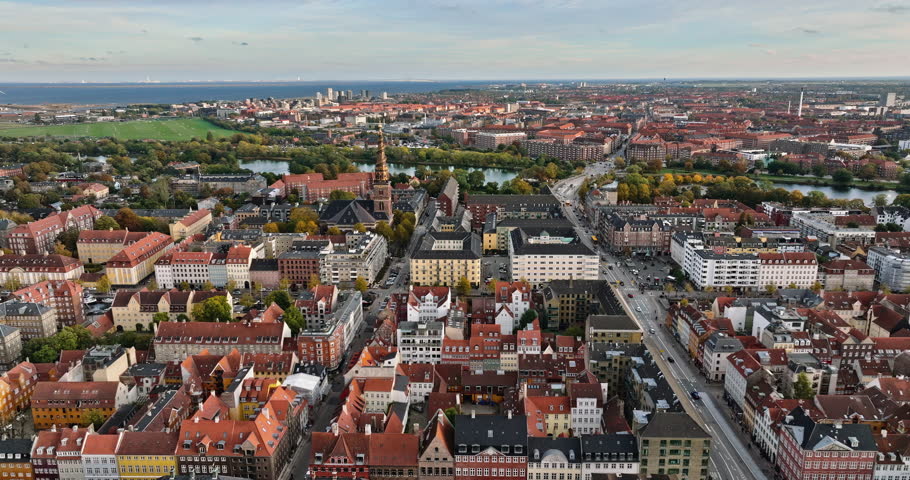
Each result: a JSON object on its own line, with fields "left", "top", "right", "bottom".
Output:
{"left": 533, "top": 449, "right": 540, "bottom": 460}
{"left": 471, "top": 444, "right": 480, "bottom": 454}
{"left": 502, "top": 445, "right": 510, "bottom": 454}
{"left": 514, "top": 445, "right": 523, "bottom": 454}
{"left": 459, "top": 445, "right": 467, "bottom": 454}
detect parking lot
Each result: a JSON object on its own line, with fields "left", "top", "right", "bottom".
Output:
{"left": 482, "top": 256, "right": 510, "bottom": 284}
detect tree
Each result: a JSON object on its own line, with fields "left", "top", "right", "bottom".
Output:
{"left": 279, "top": 277, "right": 291, "bottom": 292}
{"left": 873, "top": 193, "right": 889, "bottom": 207}
{"left": 811, "top": 281, "right": 823, "bottom": 293}
{"left": 329, "top": 190, "right": 356, "bottom": 201}
{"left": 147, "top": 278, "right": 159, "bottom": 291}
{"left": 563, "top": 325, "right": 584, "bottom": 338}
{"left": 263, "top": 222, "right": 280, "bottom": 233}
{"left": 191, "top": 296, "right": 232, "bottom": 322}
{"left": 96, "top": 275, "right": 112, "bottom": 294}
{"left": 54, "top": 241, "right": 74, "bottom": 257}
{"left": 282, "top": 305, "right": 305, "bottom": 335}
{"left": 239, "top": 293, "right": 256, "bottom": 308}
{"left": 201, "top": 280, "right": 215, "bottom": 291}
{"left": 444, "top": 407, "right": 459, "bottom": 423}
{"left": 832, "top": 168, "right": 853, "bottom": 184}
{"left": 765, "top": 284, "right": 778, "bottom": 295}
{"left": 178, "top": 281, "right": 191, "bottom": 291}
{"left": 82, "top": 410, "right": 106, "bottom": 430}
{"left": 354, "top": 223, "right": 367, "bottom": 233}
{"left": 308, "top": 274, "right": 321, "bottom": 289}
{"left": 114, "top": 207, "right": 142, "bottom": 231}
{"left": 2, "top": 274, "right": 21, "bottom": 292}
{"left": 518, "top": 309, "right": 538, "bottom": 331}
{"left": 455, "top": 276, "right": 471, "bottom": 297}
{"left": 723, "top": 285, "right": 734, "bottom": 294}
{"left": 57, "top": 228, "right": 80, "bottom": 254}
{"left": 265, "top": 290, "right": 293, "bottom": 310}
{"left": 792, "top": 372, "right": 816, "bottom": 400}
{"left": 327, "top": 227, "right": 343, "bottom": 235}
{"left": 354, "top": 276, "right": 368, "bottom": 293}
{"left": 787, "top": 282, "right": 798, "bottom": 289}
{"left": 152, "top": 312, "right": 170, "bottom": 325}
{"left": 94, "top": 215, "right": 120, "bottom": 230}
{"left": 375, "top": 221, "right": 394, "bottom": 240}
{"left": 226, "top": 280, "right": 237, "bottom": 292}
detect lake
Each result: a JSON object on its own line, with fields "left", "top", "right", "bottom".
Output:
{"left": 770, "top": 182, "right": 898, "bottom": 206}
{"left": 240, "top": 159, "right": 519, "bottom": 185}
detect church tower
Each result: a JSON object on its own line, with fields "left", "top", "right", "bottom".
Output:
{"left": 372, "top": 125, "right": 394, "bottom": 222}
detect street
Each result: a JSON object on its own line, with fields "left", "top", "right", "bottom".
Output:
{"left": 552, "top": 157, "right": 774, "bottom": 480}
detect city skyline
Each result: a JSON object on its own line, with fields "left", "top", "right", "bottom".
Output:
{"left": 1, "top": 0, "right": 910, "bottom": 82}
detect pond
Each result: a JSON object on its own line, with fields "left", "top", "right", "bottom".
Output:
{"left": 770, "top": 182, "right": 899, "bottom": 206}
{"left": 240, "top": 159, "right": 519, "bottom": 185}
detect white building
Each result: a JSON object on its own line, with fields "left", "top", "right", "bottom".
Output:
{"left": 791, "top": 211, "right": 876, "bottom": 248}
{"left": 579, "top": 435, "right": 640, "bottom": 479}
{"left": 867, "top": 246, "right": 910, "bottom": 293}
{"left": 509, "top": 228, "right": 598, "bottom": 286}
{"left": 81, "top": 435, "right": 119, "bottom": 480}
{"left": 702, "top": 332, "right": 743, "bottom": 382}
{"left": 528, "top": 437, "right": 582, "bottom": 480}
{"left": 756, "top": 252, "right": 818, "bottom": 289}
{"left": 494, "top": 281, "right": 532, "bottom": 334}
{"left": 397, "top": 321, "right": 444, "bottom": 364}
{"left": 405, "top": 286, "right": 451, "bottom": 323}
{"left": 724, "top": 351, "right": 762, "bottom": 411}
{"left": 686, "top": 249, "right": 759, "bottom": 289}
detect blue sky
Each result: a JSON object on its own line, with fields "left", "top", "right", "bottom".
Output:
{"left": 1, "top": 0, "right": 909, "bottom": 82}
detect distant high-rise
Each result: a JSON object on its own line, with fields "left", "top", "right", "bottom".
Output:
{"left": 326, "top": 87, "right": 334, "bottom": 99}
{"left": 346, "top": 90, "right": 353, "bottom": 100}
{"left": 382, "top": 91, "right": 388, "bottom": 100}
{"left": 882, "top": 92, "right": 897, "bottom": 107}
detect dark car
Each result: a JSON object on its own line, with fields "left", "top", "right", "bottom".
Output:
{"left": 690, "top": 391, "right": 701, "bottom": 400}
{"left": 667, "top": 357, "right": 675, "bottom": 363}
{"left": 628, "top": 293, "right": 634, "bottom": 298}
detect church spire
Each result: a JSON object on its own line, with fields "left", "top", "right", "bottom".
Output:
{"left": 375, "top": 124, "right": 390, "bottom": 183}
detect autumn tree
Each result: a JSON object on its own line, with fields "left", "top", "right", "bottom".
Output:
{"left": 192, "top": 296, "right": 232, "bottom": 322}
{"left": 792, "top": 372, "right": 816, "bottom": 400}
{"left": 354, "top": 276, "right": 368, "bottom": 293}
{"left": 455, "top": 276, "right": 471, "bottom": 297}
{"left": 96, "top": 275, "right": 112, "bottom": 294}
{"left": 94, "top": 215, "right": 120, "bottom": 230}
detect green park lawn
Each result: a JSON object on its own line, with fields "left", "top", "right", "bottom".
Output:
{"left": 0, "top": 118, "right": 234, "bottom": 141}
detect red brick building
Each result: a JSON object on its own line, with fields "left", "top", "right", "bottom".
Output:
{"left": 13, "top": 280, "right": 84, "bottom": 328}
{"left": 777, "top": 408, "right": 877, "bottom": 480}
{"left": 438, "top": 177, "right": 459, "bottom": 217}
{"left": 6, "top": 205, "right": 102, "bottom": 255}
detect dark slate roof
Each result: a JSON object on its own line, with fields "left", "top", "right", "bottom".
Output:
{"left": 640, "top": 412, "right": 710, "bottom": 439}
{"left": 250, "top": 258, "right": 279, "bottom": 271}
{"left": 0, "top": 438, "right": 32, "bottom": 457}
{"left": 465, "top": 194, "right": 560, "bottom": 206}
{"left": 496, "top": 218, "right": 575, "bottom": 229}
{"left": 509, "top": 227, "right": 595, "bottom": 256}
{"left": 528, "top": 437, "right": 582, "bottom": 464}
{"left": 0, "top": 301, "right": 51, "bottom": 317}
{"left": 580, "top": 434, "right": 639, "bottom": 459}
{"left": 783, "top": 407, "right": 877, "bottom": 451}
{"left": 588, "top": 315, "right": 640, "bottom": 331}
{"left": 412, "top": 232, "right": 481, "bottom": 260}
{"left": 454, "top": 414, "right": 528, "bottom": 455}
{"left": 319, "top": 199, "right": 389, "bottom": 225}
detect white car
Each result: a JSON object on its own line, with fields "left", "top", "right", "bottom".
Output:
{"left": 635, "top": 306, "right": 642, "bottom": 312}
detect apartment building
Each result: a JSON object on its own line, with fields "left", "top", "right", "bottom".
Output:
{"left": 867, "top": 246, "right": 910, "bottom": 292}
{"left": 817, "top": 259, "right": 875, "bottom": 290}
{"left": 579, "top": 435, "right": 640, "bottom": 479}
{"left": 586, "top": 315, "right": 643, "bottom": 344}
{"left": 0, "top": 325, "right": 21, "bottom": 370}
{"left": 777, "top": 408, "right": 876, "bottom": 480}
{"left": 0, "top": 254, "right": 84, "bottom": 284}
{"left": 13, "top": 279, "right": 84, "bottom": 328}
{"left": 0, "top": 439, "right": 33, "bottom": 480}
{"left": 475, "top": 132, "right": 527, "bottom": 151}
{"left": 509, "top": 227, "right": 598, "bottom": 286}
{"left": 153, "top": 321, "right": 290, "bottom": 362}
{"left": 115, "top": 431, "right": 179, "bottom": 480}
{"left": 31, "top": 381, "right": 131, "bottom": 429}
{"left": 168, "top": 209, "right": 212, "bottom": 241}
{"left": 322, "top": 232, "right": 389, "bottom": 284}
{"left": 527, "top": 437, "right": 582, "bottom": 480}
{"left": 602, "top": 214, "right": 672, "bottom": 255}
{"left": 106, "top": 232, "right": 175, "bottom": 286}
{"left": 522, "top": 139, "right": 606, "bottom": 162}
{"left": 791, "top": 211, "right": 876, "bottom": 248}
{"left": 6, "top": 205, "right": 102, "bottom": 255}
{"left": 638, "top": 412, "right": 712, "bottom": 480}
{"left": 81, "top": 434, "right": 119, "bottom": 480}
{"left": 453, "top": 413, "right": 528, "bottom": 480}
{"left": 31, "top": 426, "right": 91, "bottom": 480}
{"left": 225, "top": 244, "right": 254, "bottom": 289}
{"left": 0, "top": 301, "right": 56, "bottom": 340}
{"left": 438, "top": 177, "right": 460, "bottom": 217}
{"left": 756, "top": 252, "right": 818, "bottom": 289}
{"left": 411, "top": 232, "right": 481, "bottom": 287}
{"left": 464, "top": 194, "right": 562, "bottom": 230}
{"left": 77, "top": 229, "right": 150, "bottom": 264}
{"left": 297, "top": 290, "right": 363, "bottom": 371}
{"left": 398, "top": 321, "right": 445, "bottom": 364}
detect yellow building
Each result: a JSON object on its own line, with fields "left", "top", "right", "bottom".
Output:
{"left": 169, "top": 209, "right": 212, "bottom": 241}
{"left": 238, "top": 377, "right": 282, "bottom": 420}
{"left": 105, "top": 232, "right": 174, "bottom": 286}
{"left": 586, "top": 314, "right": 644, "bottom": 344}
{"left": 410, "top": 232, "right": 481, "bottom": 287}
{"left": 31, "top": 381, "right": 129, "bottom": 430}
{"left": 525, "top": 396, "right": 572, "bottom": 437}
{"left": 116, "top": 431, "right": 178, "bottom": 480}
{"left": 76, "top": 230, "right": 148, "bottom": 264}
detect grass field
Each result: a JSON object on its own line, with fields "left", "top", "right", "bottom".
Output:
{"left": 0, "top": 118, "right": 235, "bottom": 141}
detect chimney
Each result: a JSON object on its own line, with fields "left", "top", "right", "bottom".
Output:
{"left": 507, "top": 410, "right": 512, "bottom": 420}
{"left": 413, "top": 423, "right": 421, "bottom": 434}
{"left": 365, "top": 424, "right": 372, "bottom": 435}
{"left": 883, "top": 430, "right": 889, "bottom": 438}
{"left": 471, "top": 410, "right": 476, "bottom": 419}
{"left": 214, "top": 417, "right": 219, "bottom": 424}
{"left": 194, "top": 416, "right": 199, "bottom": 424}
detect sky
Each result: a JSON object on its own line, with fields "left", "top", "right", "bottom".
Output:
{"left": 1, "top": 0, "right": 910, "bottom": 82}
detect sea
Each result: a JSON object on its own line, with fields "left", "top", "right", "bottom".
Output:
{"left": 0, "top": 81, "right": 492, "bottom": 106}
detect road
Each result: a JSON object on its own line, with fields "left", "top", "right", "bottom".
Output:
{"left": 555, "top": 155, "right": 773, "bottom": 480}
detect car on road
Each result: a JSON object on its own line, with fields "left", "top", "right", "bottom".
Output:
{"left": 635, "top": 306, "right": 642, "bottom": 312}
{"left": 690, "top": 391, "right": 701, "bottom": 400}
{"left": 628, "top": 293, "right": 634, "bottom": 298}
{"left": 648, "top": 328, "right": 656, "bottom": 334}
{"left": 667, "top": 357, "right": 675, "bottom": 363}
